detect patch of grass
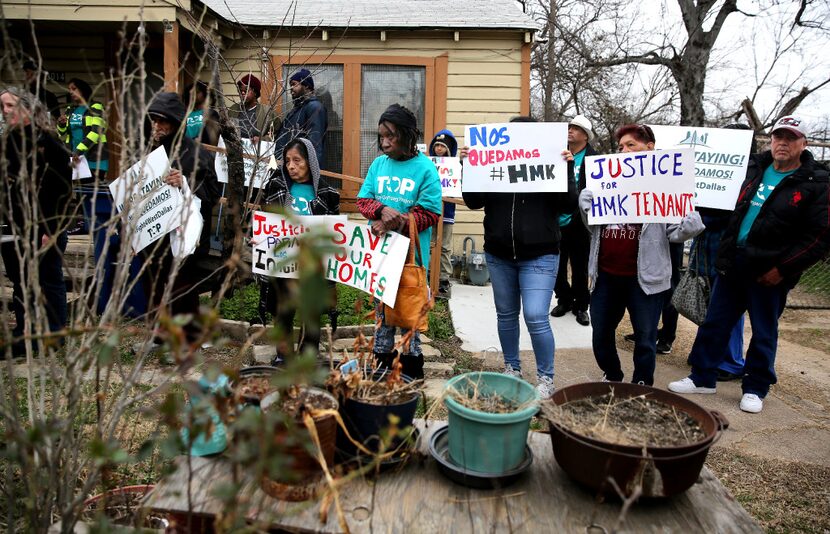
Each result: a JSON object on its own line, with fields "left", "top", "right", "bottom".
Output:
{"left": 218, "top": 283, "right": 264, "bottom": 324}
{"left": 427, "top": 298, "right": 454, "bottom": 341}
{"left": 707, "top": 447, "right": 830, "bottom": 533}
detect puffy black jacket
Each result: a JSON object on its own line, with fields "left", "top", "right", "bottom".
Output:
{"left": 717, "top": 149, "right": 830, "bottom": 280}
{"left": 274, "top": 96, "right": 327, "bottom": 169}
{"left": 463, "top": 181, "right": 575, "bottom": 260}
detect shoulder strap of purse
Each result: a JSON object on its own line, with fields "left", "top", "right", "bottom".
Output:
{"left": 406, "top": 212, "right": 425, "bottom": 266}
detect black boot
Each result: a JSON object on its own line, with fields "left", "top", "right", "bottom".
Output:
{"left": 400, "top": 354, "right": 424, "bottom": 381}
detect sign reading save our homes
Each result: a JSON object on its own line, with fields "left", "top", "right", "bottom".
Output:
{"left": 462, "top": 122, "right": 568, "bottom": 193}
{"left": 215, "top": 136, "right": 276, "bottom": 189}
{"left": 649, "top": 125, "right": 754, "bottom": 210}
{"left": 584, "top": 148, "right": 696, "bottom": 225}
{"left": 430, "top": 156, "right": 463, "bottom": 198}
{"left": 251, "top": 212, "right": 410, "bottom": 307}
{"left": 109, "top": 146, "right": 185, "bottom": 253}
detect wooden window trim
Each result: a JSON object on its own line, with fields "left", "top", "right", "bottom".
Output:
{"left": 270, "top": 53, "right": 449, "bottom": 208}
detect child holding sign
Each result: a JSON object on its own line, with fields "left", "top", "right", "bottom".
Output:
{"left": 259, "top": 138, "right": 340, "bottom": 364}
{"left": 429, "top": 129, "right": 459, "bottom": 298}
{"left": 356, "top": 104, "right": 442, "bottom": 380}
{"left": 578, "top": 124, "right": 703, "bottom": 386}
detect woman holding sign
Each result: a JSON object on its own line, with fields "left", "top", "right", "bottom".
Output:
{"left": 461, "top": 116, "right": 576, "bottom": 399}
{"left": 356, "top": 104, "right": 442, "bottom": 380}
{"left": 260, "top": 137, "right": 340, "bottom": 364}
{"left": 578, "top": 124, "right": 703, "bottom": 386}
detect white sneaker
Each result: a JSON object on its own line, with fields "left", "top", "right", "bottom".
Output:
{"left": 740, "top": 393, "right": 763, "bottom": 413}
{"left": 503, "top": 365, "right": 522, "bottom": 378}
{"left": 536, "top": 375, "right": 555, "bottom": 399}
{"left": 667, "top": 377, "right": 716, "bottom": 394}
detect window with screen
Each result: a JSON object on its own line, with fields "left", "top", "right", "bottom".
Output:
{"left": 359, "top": 65, "right": 426, "bottom": 177}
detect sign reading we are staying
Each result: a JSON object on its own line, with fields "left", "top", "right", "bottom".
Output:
{"left": 251, "top": 212, "right": 410, "bottom": 307}
{"left": 585, "top": 148, "right": 696, "bottom": 225}
{"left": 215, "top": 136, "right": 275, "bottom": 189}
{"left": 650, "top": 124, "right": 754, "bottom": 211}
{"left": 462, "top": 122, "right": 568, "bottom": 193}
{"left": 109, "top": 146, "right": 185, "bottom": 253}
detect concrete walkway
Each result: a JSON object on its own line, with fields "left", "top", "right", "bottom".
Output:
{"left": 449, "top": 281, "right": 592, "bottom": 352}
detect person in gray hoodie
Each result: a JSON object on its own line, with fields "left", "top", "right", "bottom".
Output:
{"left": 578, "top": 124, "right": 704, "bottom": 386}
{"left": 259, "top": 137, "right": 339, "bottom": 364}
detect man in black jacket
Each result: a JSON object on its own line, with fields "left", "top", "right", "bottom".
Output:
{"left": 274, "top": 69, "right": 328, "bottom": 169}
{"left": 669, "top": 116, "right": 830, "bottom": 414}
{"left": 145, "top": 92, "right": 221, "bottom": 344}
{"left": 550, "top": 115, "right": 596, "bottom": 326}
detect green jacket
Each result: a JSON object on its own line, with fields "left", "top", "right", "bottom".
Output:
{"left": 57, "top": 101, "right": 109, "bottom": 168}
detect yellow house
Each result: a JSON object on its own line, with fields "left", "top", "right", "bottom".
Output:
{"left": 1, "top": 0, "right": 536, "bottom": 256}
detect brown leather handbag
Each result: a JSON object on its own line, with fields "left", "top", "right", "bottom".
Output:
{"left": 383, "top": 213, "right": 433, "bottom": 332}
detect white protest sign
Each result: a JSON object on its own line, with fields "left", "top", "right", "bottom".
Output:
{"left": 462, "top": 122, "right": 568, "bottom": 193}
{"left": 108, "top": 146, "right": 185, "bottom": 253}
{"left": 214, "top": 136, "right": 275, "bottom": 189}
{"left": 431, "top": 156, "right": 463, "bottom": 198}
{"left": 70, "top": 155, "right": 92, "bottom": 180}
{"left": 584, "top": 148, "right": 696, "bottom": 224}
{"left": 650, "top": 125, "right": 753, "bottom": 210}
{"left": 251, "top": 212, "right": 410, "bottom": 307}
{"left": 170, "top": 181, "right": 203, "bottom": 259}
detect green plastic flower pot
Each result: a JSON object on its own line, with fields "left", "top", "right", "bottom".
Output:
{"left": 443, "top": 372, "right": 539, "bottom": 474}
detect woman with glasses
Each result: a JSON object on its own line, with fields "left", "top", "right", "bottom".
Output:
{"left": 578, "top": 124, "right": 704, "bottom": 385}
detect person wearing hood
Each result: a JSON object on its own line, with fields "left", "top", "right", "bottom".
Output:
{"left": 144, "top": 92, "right": 221, "bottom": 344}
{"left": 1, "top": 87, "right": 72, "bottom": 357}
{"left": 259, "top": 137, "right": 340, "bottom": 364}
{"left": 274, "top": 69, "right": 328, "bottom": 169}
{"left": 428, "top": 129, "right": 458, "bottom": 298}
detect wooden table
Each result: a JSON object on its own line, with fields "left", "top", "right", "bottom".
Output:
{"left": 144, "top": 420, "right": 761, "bottom": 533}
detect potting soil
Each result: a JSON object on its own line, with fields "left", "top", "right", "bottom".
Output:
{"left": 545, "top": 393, "right": 706, "bottom": 447}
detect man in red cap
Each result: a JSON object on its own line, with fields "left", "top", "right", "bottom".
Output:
{"left": 229, "top": 74, "right": 279, "bottom": 141}
{"left": 669, "top": 116, "right": 830, "bottom": 414}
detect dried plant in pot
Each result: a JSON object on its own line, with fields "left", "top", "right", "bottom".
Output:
{"left": 325, "top": 319, "right": 423, "bottom": 461}
{"left": 258, "top": 384, "right": 339, "bottom": 501}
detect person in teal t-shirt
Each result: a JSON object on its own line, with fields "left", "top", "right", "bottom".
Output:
{"left": 356, "top": 104, "right": 442, "bottom": 380}
{"left": 184, "top": 81, "right": 220, "bottom": 145}
{"left": 736, "top": 166, "right": 794, "bottom": 246}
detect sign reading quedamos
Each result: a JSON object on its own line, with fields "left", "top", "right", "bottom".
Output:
{"left": 462, "top": 122, "right": 568, "bottom": 193}
{"left": 109, "top": 146, "right": 185, "bottom": 253}
{"left": 585, "top": 148, "right": 696, "bottom": 224}
{"left": 251, "top": 212, "right": 410, "bottom": 307}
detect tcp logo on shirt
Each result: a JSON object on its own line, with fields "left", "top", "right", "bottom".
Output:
{"left": 377, "top": 176, "right": 416, "bottom": 195}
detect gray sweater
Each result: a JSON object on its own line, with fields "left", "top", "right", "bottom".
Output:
{"left": 578, "top": 189, "right": 705, "bottom": 295}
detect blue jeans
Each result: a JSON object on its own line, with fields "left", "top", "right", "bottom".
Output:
{"left": 80, "top": 190, "right": 147, "bottom": 318}
{"left": 373, "top": 299, "right": 422, "bottom": 356}
{"left": 719, "top": 315, "right": 746, "bottom": 374}
{"left": 486, "top": 253, "right": 558, "bottom": 379}
{"left": 688, "top": 268, "right": 791, "bottom": 397}
{"left": 591, "top": 271, "right": 664, "bottom": 385}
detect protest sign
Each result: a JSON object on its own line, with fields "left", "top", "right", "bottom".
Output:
{"left": 251, "top": 212, "right": 410, "bottom": 307}
{"left": 70, "top": 155, "right": 92, "bottom": 181}
{"left": 214, "top": 136, "right": 275, "bottom": 189}
{"left": 584, "top": 148, "right": 696, "bottom": 225}
{"left": 462, "top": 122, "right": 568, "bottom": 193}
{"left": 431, "top": 156, "right": 463, "bottom": 198}
{"left": 109, "top": 146, "right": 185, "bottom": 253}
{"left": 650, "top": 124, "right": 753, "bottom": 210}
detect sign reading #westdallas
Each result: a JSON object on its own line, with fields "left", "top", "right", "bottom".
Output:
{"left": 585, "top": 148, "right": 696, "bottom": 225}
{"left": 251, "top": 212, "right": 410, "bottom": 307}
{"left": 650, "top": 125, "right": 753, "bottom": 211}
{"left": 462, "top": 122, "right": 568, "bottom": 193}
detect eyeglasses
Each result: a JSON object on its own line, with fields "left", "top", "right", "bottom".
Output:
{"left": 635, "top": 124, "right": 655, "bottom": 143}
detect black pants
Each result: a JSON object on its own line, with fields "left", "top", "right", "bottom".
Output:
{"left": 1, "top": 233, "right": 68, "bottom": 336}
{"left": 259, "top": 278, "right": 323, "bottom": 358}
{"left": 554, "top": 221, "right": 590, "bottom": 312}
